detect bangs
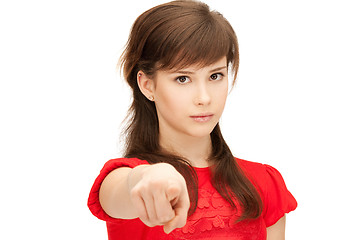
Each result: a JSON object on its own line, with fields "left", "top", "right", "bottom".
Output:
{"left": 140, "top": 2, "right": 239, "bottom": 80}
{"left": 157, "top": 18, "right": 233, "bottom": 71}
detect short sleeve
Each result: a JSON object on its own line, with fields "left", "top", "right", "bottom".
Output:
{"left": 262, "top": 164, "right": 297, "bottom": 227}
{"left": 87, "top": 157, "right": 150, "bottom": 222}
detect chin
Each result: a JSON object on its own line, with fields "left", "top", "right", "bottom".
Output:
{"left": 186, "top": 125, "right": 216, "bottom": 138}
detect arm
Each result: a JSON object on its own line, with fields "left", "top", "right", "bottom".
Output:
{"left": 99, "top": 163, "right": 190, "bottom": 234}
{"left": 99, "top": 165, "right": 146, "bottom": 219}
{"left": 266, "top": 215, "right": 286, "bottom": 240}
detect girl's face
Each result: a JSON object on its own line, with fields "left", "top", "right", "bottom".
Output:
{"left": 152, "top": 56, "right": 228, "bottom": 140}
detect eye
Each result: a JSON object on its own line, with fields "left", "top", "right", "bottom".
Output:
{"left": 175, "top": 76, "right": 190, "bottom": 84}
{"left": 210, "top": 73, "right": 224, "bottom": 81}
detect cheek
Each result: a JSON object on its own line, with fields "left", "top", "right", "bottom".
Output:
{"left": 213, "top": 82, "right": 228, "bottom": 106}
{"left": 155, "top": 86, "right": 187, "bottom": 115}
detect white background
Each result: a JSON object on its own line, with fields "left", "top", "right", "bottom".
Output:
{"left": 1, "top": 0, "right": 359, "bottom": 239}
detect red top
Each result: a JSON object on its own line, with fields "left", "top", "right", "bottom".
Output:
{"left": 88, "top": 158, "right": 297, "bottom": 240}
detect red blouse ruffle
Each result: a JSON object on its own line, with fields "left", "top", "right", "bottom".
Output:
{"left": 88, "top": 158, "right": 297, "bottom": 240}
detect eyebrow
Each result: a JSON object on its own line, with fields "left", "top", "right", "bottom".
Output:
{"left": 173, "top": 66, "right": 227, "bottom": 75}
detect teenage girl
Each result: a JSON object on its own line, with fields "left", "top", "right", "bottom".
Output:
{"left": 88, "top": 1, "right": 297, "bottom": 239}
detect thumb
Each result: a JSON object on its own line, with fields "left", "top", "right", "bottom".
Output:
{"left": 163, "top": 180, "right": 190, "bottom": 234}
{"left": 166, "top": 184, "right": 181, "bottom": 204}
{"left": 163, "top": 195, "right": 189, "bottom": 234}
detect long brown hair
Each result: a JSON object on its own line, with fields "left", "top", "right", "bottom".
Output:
{"left": 118, "top": 0, "right": 262, "bottom": 221}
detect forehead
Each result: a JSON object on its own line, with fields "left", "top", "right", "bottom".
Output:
{"left": 160, "top": 56, "right": 228, "bottom": 74}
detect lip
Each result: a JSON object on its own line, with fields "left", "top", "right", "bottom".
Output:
{"left": 190, "top": 113, "right": 214, "bottom": 122}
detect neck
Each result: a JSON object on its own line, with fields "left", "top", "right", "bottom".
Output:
{"left": 159, "top": 132, "right": 213, "bottom": 168}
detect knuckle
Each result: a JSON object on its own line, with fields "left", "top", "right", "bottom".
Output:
{"left": 149, "top": 179, "right": 164, "bottom": 189}
{"left": 146, "top": 221, "right": 156, "bottom": 227}
{"left": 158, "top": 217, "right": 168, "bottom": 224}
{"left": 129, "top": 187, "right": 140, "bottom": 199}
{"left": 138, "top": 212, "right": 147, "bottom": 221}
{"left": 140, "top": 216, "right": 158, "bottom": 228}
{"left": 158, "top": 214, "right": 172, "bottom": 224}
{"left": 142, "top": 220, "right": 155, "bottom": 228}
{"left": 138, "top": 210, "right": 149, "bottom": 222}
{"left": 168, "top": 180, "right": 182, "bottom": 191}
{"left": 168, "top": 185, "right": 181, "bottom": 195}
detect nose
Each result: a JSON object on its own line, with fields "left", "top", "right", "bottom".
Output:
{"left": 194, "top": 82, "right": 211, "bottom": 106}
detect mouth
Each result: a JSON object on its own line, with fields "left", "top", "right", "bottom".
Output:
{"left": 190, "top": 113, "right": 214, "bottom": 122}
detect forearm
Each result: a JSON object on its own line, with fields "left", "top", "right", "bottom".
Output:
{"left": 99, "top": 164, "right": 150, "bottom": 219}
{"left": 266, "top": 216, "right": 286, "bottom": 240}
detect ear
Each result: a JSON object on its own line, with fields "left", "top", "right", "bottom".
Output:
{"left": 137, "top": 71, "right": 155, "bottom": 101}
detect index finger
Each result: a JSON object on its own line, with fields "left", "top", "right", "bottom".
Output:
{"left": 163, "top": 186, "right": 190, "bottom": 233}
